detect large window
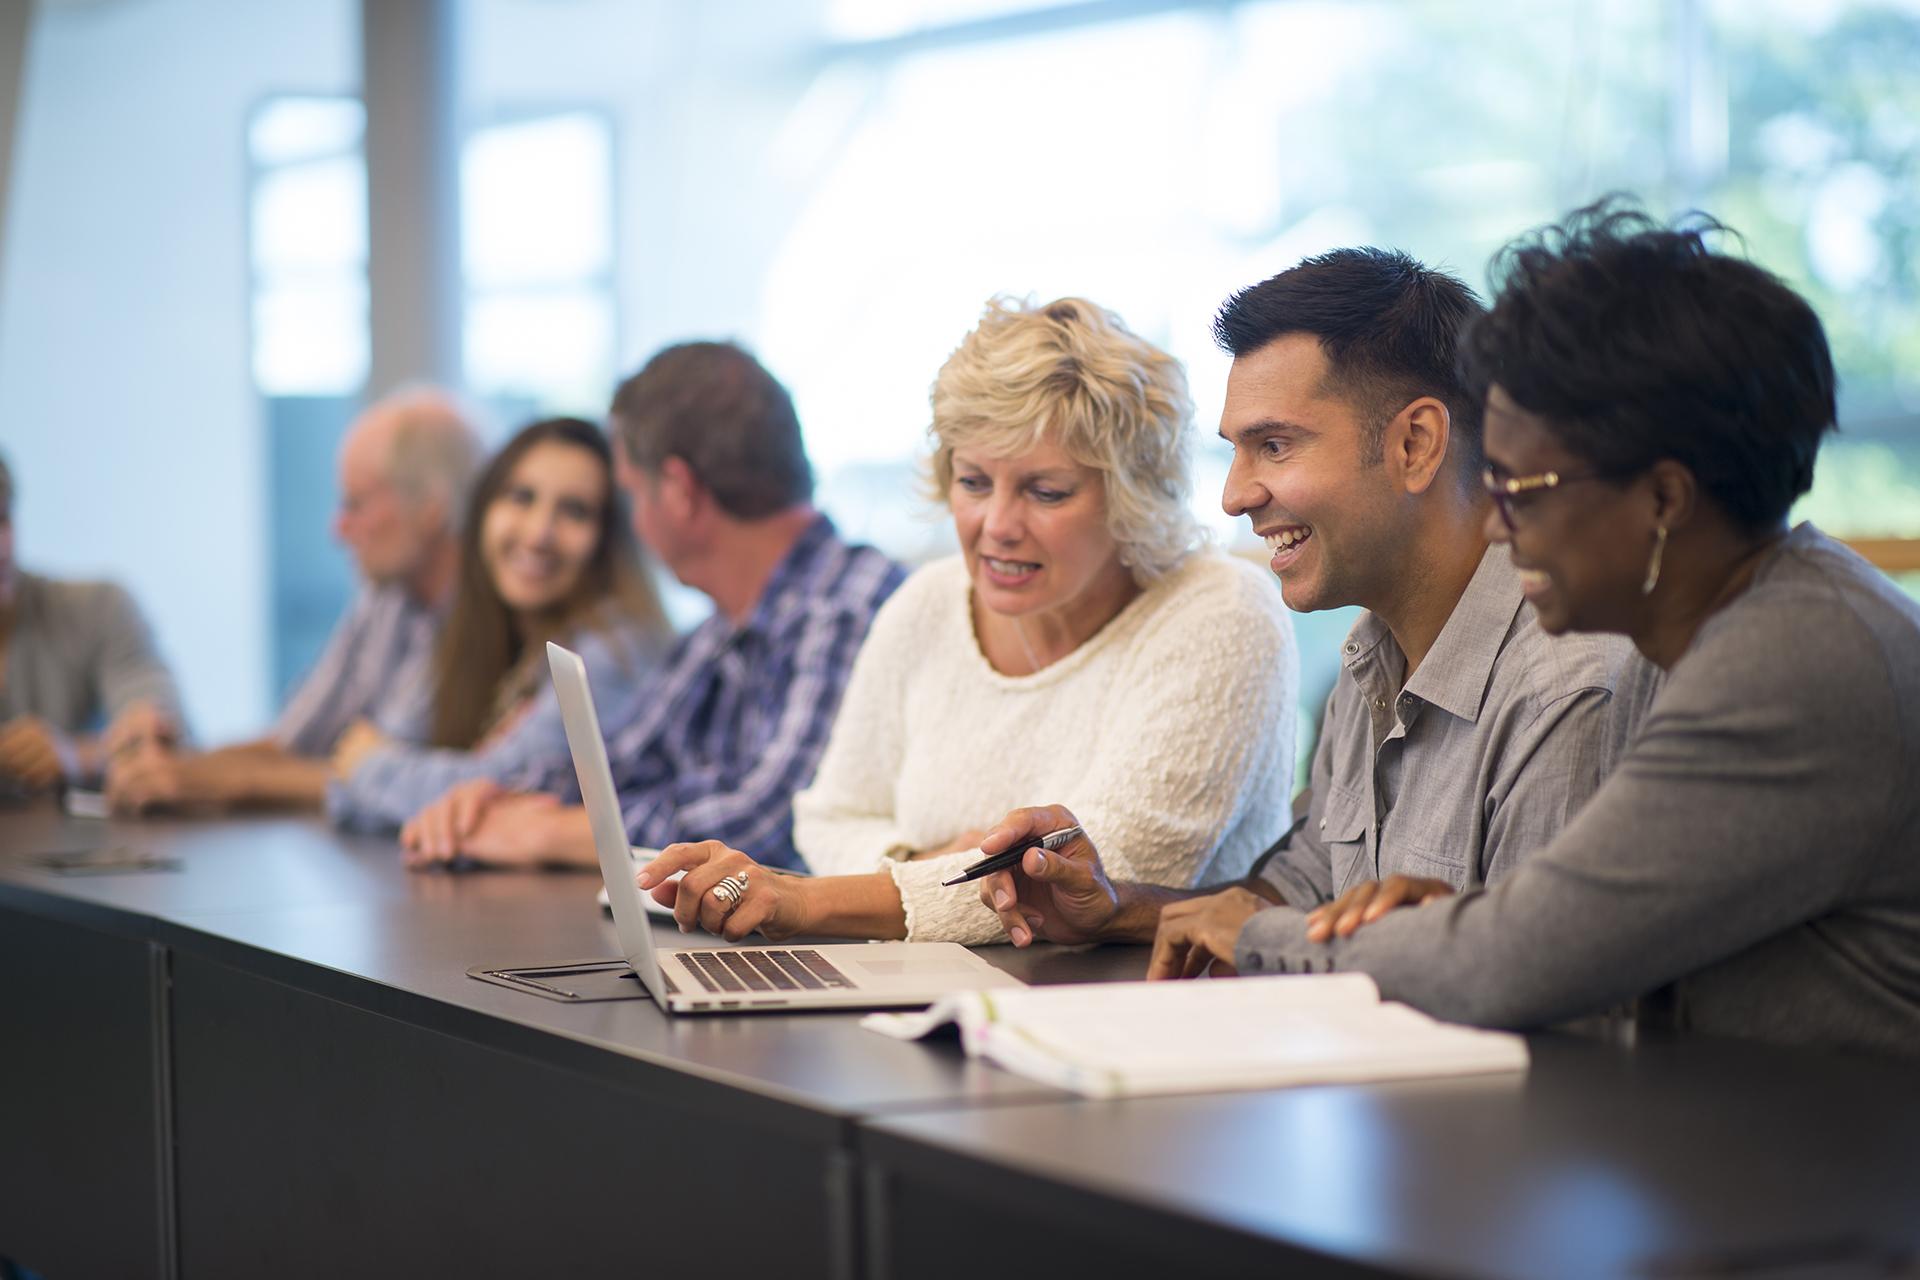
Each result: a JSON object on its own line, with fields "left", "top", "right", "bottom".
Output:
{"left": 461, "top": 109, "right": 619, "bottom": 416}
{"left": 249, "top": 96, "right": 369, "bottom": 398}
{"left": 759, "top": 0, "right": 1920, "bottom": 557}
{"left": 248, "top": 95, "right": 370, "bottom": 700}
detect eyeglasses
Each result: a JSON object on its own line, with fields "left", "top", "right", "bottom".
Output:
{"left": 1481, "top": 466, "right": 1608, "bottom": 532}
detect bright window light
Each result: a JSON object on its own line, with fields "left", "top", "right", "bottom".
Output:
{"left": 248, "top": 96, "right": 368, "bottom": 398}
{"left": 461, "top": 112, "right": 614, "bottom": 290}
{"left": 251, "top": 156, "right": 367, "bottom": 275}
{"left": 248, "top": 96, "right": 365, "bottom": 167}
{"left": 465, "top": 288, "right": 615, "bottom": 406}
{"left": 253, "top": 281, "right": 370, "bottom": 396}
{"left": 827, "top": 0, "right": 1056, "bottom": 40}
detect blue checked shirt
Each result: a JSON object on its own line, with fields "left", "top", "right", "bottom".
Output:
{"left": 528, "top": 514, "right": 903, "bottom": 869}
{"left": 272, "top": 582, "right": 440, "bottom": 757}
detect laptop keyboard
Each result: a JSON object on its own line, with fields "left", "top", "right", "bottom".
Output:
{"left": 678, "top": 949, "right": 856, "bottom": 994}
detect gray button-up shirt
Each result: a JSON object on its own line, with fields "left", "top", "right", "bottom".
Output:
{"left": 0, "top": 572, "right": 187, "bottom": 742}
{"left": 1257, "top": 545, "right": 1658, "bottom": 908}
{"left": 1237, "top": 524, "right": 1920, "bottom": 1059}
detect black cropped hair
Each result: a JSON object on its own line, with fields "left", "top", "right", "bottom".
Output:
{"left": 1213, "top": 247, "right": 1486, "bottom": 463}
{"left": 1459, "top": 198, "right": 1836, "bottom": 532}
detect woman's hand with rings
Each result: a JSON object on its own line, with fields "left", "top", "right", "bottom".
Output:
{"left": 710, "top": 869, "right": 750, "bottom": 910}
{"left": 637, "top": 841, "right": 811, "bottom": 942}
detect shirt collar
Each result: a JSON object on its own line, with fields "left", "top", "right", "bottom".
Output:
{"left": 1339, "top": 544, "right": 1525, "bottom": 724}
{"left": 1403, "top": 544, "right": 1525, "bottom": 722}
{"left": 736, "top": 512, "right": 840, "bottom": 639}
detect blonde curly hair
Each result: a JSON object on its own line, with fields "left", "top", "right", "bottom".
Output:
{"left": 926, "top": 296, "right": 1201, "bottom": 583}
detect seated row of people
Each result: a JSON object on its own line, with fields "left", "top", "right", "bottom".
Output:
{"left": 106, "top": 390, "right": 481, "bottom": 809}
{"left": 34, "top": 196, "right": 1916, "bottom": 1059}
{"left": 980, "top": 205, "right": 1920, "bottom": 1058}
{"left": 611, "top": 296, "right": 1299, "bottom": 943}
{"left": 327, "top": 415, "right": 671, "bottom": 831}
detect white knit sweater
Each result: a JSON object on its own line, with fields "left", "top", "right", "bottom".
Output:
{"left": 792, "top": 549, "right": 1299, "bottom": 943}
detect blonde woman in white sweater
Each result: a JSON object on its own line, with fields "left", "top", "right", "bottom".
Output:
{"left": 635, "top": 296, "right": 1299, "bottom": 944}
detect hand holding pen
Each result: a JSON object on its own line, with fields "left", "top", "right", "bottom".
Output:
{"left": 958, "top": 804, "right": 1124, "bottom": 948}
{"left": 940, "top": 822, "right": 1087, "bottom": 886}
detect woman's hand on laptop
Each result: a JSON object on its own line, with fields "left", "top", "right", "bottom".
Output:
{"left": 638, "top": 842, "right": 811, "bottom": 942}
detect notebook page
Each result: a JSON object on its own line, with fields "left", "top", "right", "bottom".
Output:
{"left": 865, "top": 975, "right": 1527, "bottom": 1098}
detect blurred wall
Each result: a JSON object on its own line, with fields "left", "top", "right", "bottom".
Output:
{"left": 0, "top": 0, "right": 354, "bottom": 739}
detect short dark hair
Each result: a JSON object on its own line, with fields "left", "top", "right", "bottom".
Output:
{"left": 1212, "top": 248, "right": 1486, "bottom": 464}
{"left": 609, "top": 341, "right": 813, "bottom": 518}
{"left": 1459, "top": 199, "right": 1836, "bottom": 533}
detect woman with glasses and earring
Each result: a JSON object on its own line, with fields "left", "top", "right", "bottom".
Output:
{"left": 1222, "top": 200, "right": 1920, "bottom": 1057}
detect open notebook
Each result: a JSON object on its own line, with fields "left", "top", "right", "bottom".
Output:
{"left": 863, "top": 973, "right": 1528, "bottom": 1099}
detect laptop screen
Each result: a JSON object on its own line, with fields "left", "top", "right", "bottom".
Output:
{"left": 546, "top": 641, "right": 668, "bottom": 1004}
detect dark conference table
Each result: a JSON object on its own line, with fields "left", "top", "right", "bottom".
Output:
{"left": 3, "top": 805, "right": 1918, "bottom": 1280}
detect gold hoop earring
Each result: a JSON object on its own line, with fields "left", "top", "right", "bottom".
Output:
{"left": 1641, "top": 525, "right": 1668, "bottom": 596}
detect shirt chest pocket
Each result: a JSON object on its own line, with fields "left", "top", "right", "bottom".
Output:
{"left": 1375, "top": 801, "right": 1476, "bottom": 889}
{"left": 1319, "top": 783, "right": 1373, "bottom": 895}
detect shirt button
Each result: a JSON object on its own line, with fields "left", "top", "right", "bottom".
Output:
{"left": 1318, "top": 818, "right": 1328, "bottom": 832}
{"left": 1343, "top": 642, "right": 1358, "bottom": 654}
{"left": 1373, "top": 697, "right": 1387, "bottom": 710}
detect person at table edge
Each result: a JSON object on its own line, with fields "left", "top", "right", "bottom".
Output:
{"left": 973, "top": 247, "right": 1657, "bottom": 949}
{"left": 1155, "top": 201, "right": 1920, "bottom": 1058}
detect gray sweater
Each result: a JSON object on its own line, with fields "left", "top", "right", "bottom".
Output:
{"left": 1237, "top": 524, "right": 1920, "bottom": 1057}
{"left": 0, "top": 571, "right": 185, "bottom": 740}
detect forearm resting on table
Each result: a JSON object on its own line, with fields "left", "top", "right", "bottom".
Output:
{"left": 800, "top": 871, "right": 908, "bottom": 941}
{"left": 534, "top": 806, "right": 598, "bottom": 867}
{"left": 1100, "top": 875, "right": 1285, "bottom": 944}
{"left": 202, "top": 745, "right": 331, "bottom": 808}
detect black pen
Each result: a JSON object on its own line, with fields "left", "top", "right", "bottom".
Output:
{"left": 940, "top": 825, "right": 1085, "bottom": 887}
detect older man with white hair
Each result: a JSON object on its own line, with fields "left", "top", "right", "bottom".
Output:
{"left": 108, "top": 388, "right": 481, "bottom": 813}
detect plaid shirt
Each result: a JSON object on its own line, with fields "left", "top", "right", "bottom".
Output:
{"left": 272, "top": 582, "right": 440, "bottom": 756}
{"left": 531, "top": 514, "right": 903, "bottom": 869}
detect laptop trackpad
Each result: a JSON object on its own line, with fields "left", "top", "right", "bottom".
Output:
{"left": 850, "top": 955, "right": 980, "bottom": 977}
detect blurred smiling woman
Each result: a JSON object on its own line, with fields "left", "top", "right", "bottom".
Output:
{"left": 639, "top": 296, "right": 1299, "bottom": 944}
{"left": 330, "top": 417, "right": 670, "bottom": 832}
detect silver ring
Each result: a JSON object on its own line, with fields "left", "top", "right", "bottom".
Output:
{"left": 710, "top": 870, "right": 750, "bottom": 910}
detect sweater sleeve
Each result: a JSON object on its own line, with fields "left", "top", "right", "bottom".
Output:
{"left": 788, "top": 576, "right": 921, "bottom": 874}
{"left": 889, "top": 560, "right": 1299, "bottom": 943}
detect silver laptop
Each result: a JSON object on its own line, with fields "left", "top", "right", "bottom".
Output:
{"left": 547, "top": 641, "right": 1023, "bottom": 1013}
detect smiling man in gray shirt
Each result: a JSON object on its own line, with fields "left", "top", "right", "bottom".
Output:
{"left": 975, "top": 249, "right": 1656, "bottom": 952}
{"left": 1218, "top": 204, "right": 1920, "bottom": 1056}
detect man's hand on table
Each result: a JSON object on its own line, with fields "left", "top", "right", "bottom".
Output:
{"left": 1146, "top": 887, "right": 1270, "bottom": 980}
{"left": 401, "top": 781, "right": 590, "bottom": 870}
{"left": 1304, "top": 875, "right": 1456, "bottom": 942}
